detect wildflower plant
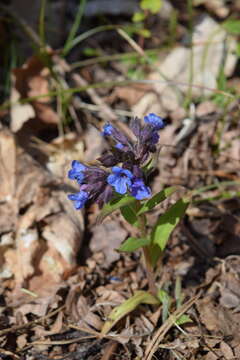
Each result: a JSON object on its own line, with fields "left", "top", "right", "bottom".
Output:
{"left": 68, "top": 113, "right": 190, "bottom": 333}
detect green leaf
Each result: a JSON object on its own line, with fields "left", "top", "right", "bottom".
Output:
{"left": 83, "top": 47, "right": 100, "bottom": 57}
{"left": 151, "top": 198, "right": 189, "bottom": 251}
{"left": 120, "top": 203, "right": 139, "bottom": 227}
{"left": 97, "top": 195, "right": 136, "bottom": 223}
{"left": 149, "top": 243, "right": 162, "bottom": 267}
{"left": 101, "top": 290, "right": 159, "bottom": 335}
{"left": 158, "top": 289, "right": 171, "bottom": 322}
{"left": 132, "top": 12, "right": 145, "bottom": 22}
{"left": 137, "top": 186, "right": 178, "bottom": 215}
{"left": 140, "top": 0, "right": 162, "bottom": 14}
{"left": 158, "top": 289, "right": 171, "bottom": 304}
{"left": 138, "top": 28, "right": 151, "bottom": 38}
{"left": 175, "top": 314, "right": 192, "bottom": 326}
{"left": 118, "top": 237, "right": 150, "bottom": 252}
{"left": 222, "top": 19, "right": 240, "bottom": 35}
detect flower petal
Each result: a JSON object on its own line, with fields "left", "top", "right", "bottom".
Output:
{"left": 72, "top": 160, "right": 86, "bottom": 171}
{"left": 68, "top": 191, "right": 89, "bottom": 209}
{"left": 115, "top": 142, "right": 124, "bottom": 150}
{"left": 102, "top": 123, "right": 114, "bottom": 136}
{"left": 68, "top": 160, "right": 86, "bottom": 183}
{"left": 130, "top": 178, "right": 151, "bottom": 200}
{"left": 107, "top": 173, "right": 118, "bottom": 186}
{"left": 122, "top": 168, "right": 133, "bottom": 179}
{"left": 144, "top": 113, "right": 165, "bottom": 130}
{"left": 114, "top": 177, "right": 128, "bottom": 194}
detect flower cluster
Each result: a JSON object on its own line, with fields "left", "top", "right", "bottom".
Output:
{"left": 68, "top": 113, "right": 165, "bottom": 209}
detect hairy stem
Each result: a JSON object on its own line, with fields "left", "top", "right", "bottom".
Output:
{"left": 138, "top": 213, "right": 157, "bottom": 296}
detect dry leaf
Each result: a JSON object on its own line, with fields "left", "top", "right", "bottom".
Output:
{"left": 10, "top": 55, "right": 59, "bottom": 132}
{"left": 135, "top": 15, "right": 237, "bottom": 114}
{"left": 220, "top": 341, "right": 234, "bottom": 359}
{"left": 197, "top": 298, "right": 220, "bottom": 332}
{"left": 90, "top": 221, "right": 128, "bottom": 266}
{"left": 42, "top": 213, "right": 82, "bottom": 265}
{"left": 0, "top": 129, "right": 16, "bottom": 201}
{"left": 110, "top": 84, "right": 151, "bottom": 107}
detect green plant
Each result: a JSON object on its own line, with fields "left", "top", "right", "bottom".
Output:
{"left": 67, "top": 113, "right": 191, "bottom": 334}
{"left": 130, "top": 0, "right": 163, "bottom": 39}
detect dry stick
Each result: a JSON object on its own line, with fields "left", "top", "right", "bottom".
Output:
{"left": 22, "top": 335, "right": 96, "bottom": 351}
{"left": 0, "top": 349, "right": 20, "bottom": 360}
{"left": 0, "top": 305, "right": 65, "bottom": 336}
{"left": 144, "top": 293, "right": 201, "bottom": 360}
{"left": 100, "top": 341, "right": 118, "bottom": 360}
{"left": 53, "top": 55, "right": 118, "bottom": 122}
{"left": 72, "top": 73, "right": 118, "bottom": 121}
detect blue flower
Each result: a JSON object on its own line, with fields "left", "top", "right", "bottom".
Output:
{"left": 107, "top": 166, "right": 133, "bottom": 194}
{"left": 68, "top": 160, "right": 86, "bottom": 184}
{"left": 130, "top": 178, "right": 151, "bottom": 200}
{"left": 144, "top": 113, "right": 165, "bottom": 130}
{"left": 68, "top": 191, "right": 89, "bottom": 209}
{"left": 115, "top": 142, "right": 125, "bottom": 150}
{"left": 102, "top": 123, "right": 114, "bottom": 136}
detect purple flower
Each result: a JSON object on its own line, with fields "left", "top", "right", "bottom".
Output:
{"left": 68, "top": 191, "right": 89, "bottom": 209}
{"left": 68, "top": 113, "right": 166, "bottom": 210}
{"left": 98, "top": 153, "right": 119, "bottom": 167}
{"left": 151, "top": 131, "right": 159, "bottom": 145}
{"left": 144, "top": 113, "right": 165, "bottom": 130}
{"left": 68, "top": 160, "right": 86, "bottom": 184}
{"left": 107, "top": 166, "right": 133, "bottom": 194}
{"left": 130, "top": 117, "right": 141, "bottom": 138}
{"left": 102, "top": 123, "right": 114, "bottom": 136}
{"left": 96, "top": 185, "right": 114, "bottom": 206}
{"left": 68, "top": 163, "right": 115, "bottom": 209}
{"left": 102, "top": 123, "right": 130, "bottom": 146}
{"left": 130, "top": 178, "right": 151, "bottom": 200}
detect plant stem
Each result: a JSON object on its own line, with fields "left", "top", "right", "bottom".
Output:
{"left": 138, "top": 213, "right": 157, "bottom": 296}
{"left": 142, "top": 246, "right": 157, "bottom": 296}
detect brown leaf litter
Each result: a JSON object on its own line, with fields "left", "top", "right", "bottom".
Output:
{"left": 10, "top": 55, "right": 59, "bottom": 133}
{"left": 0, "top": 127, "right": 84, "bottom": 301}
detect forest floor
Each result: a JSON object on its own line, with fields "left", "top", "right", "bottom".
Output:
{"left": 0, "top": 1, "right": 240, "bottom": 359}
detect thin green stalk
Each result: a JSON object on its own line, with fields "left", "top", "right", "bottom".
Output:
{"left": 39, "top": 0, "right": 47, "bottom": 47}
{"left": 71, "top": 47, "right": 168, "bottom": 69}
{"left": 66, "top": 24, "right": 119, "bottom": 54}
{"left": 168, "top": 8, "right": 178, "bottom": 47}
{"left": 63, "top": 0, "right": 86, "bottom": 56}
{"left": 138, "top": 213, "right": 157, "bottom": 296}
{"left": 0, "top": 78, "right": 235, "bottom": 111}
{"left": 184, "top": 0, "right": 194, "bottom": 109}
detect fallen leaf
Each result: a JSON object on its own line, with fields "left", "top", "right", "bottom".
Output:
{"left": 90, "top": 220, "right": 128, "bottom": 266}
{"left": 10, "top": 86, "right": 35, "bottom": 132}
{"left": 10, "top": 55, "right": 59, "bottom": 132}
{"left": 110, "top": 84, "right": 151, "bottom": 107}
{"left": 196, "top": 101, "right": 217, "bottom": 118}
{"left": 136, "top": 15, "right": 237, "bottom": 113}
{"left": 197, "top": 297, "right": 219, "bottom": 332}
{"left": 220, "top": 341, "right": 234, "bottom": 359}
{"left": 0, "top": 129, "right": 16, "bottom": 201}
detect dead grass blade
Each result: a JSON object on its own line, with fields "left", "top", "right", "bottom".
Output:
{"left": 0, "top": 305, "right": 65, "bottom": 336}
{"left": 144, "top": 293, "right": 201, "bottom": 360}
